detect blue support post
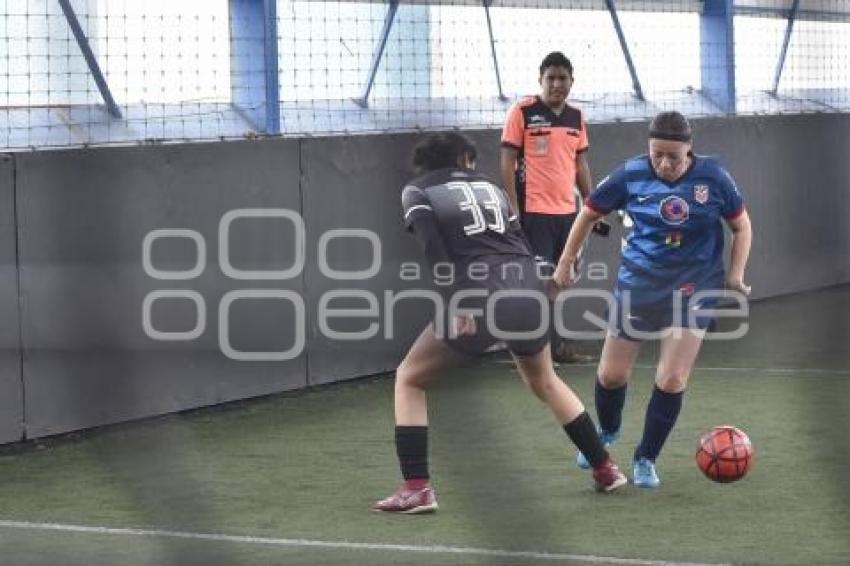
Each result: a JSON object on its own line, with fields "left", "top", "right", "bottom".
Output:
{"left": 700, "top": 0, "right": 736, "bottom": 113}
{"left": 771, "top": 0, "right": 800, "bottom": 95}
{"left": 353, "top": 0, "right": 399, "bottom": 108}
{"left": 230, "top": 0, "right": 280, "bottom": 134}
{"left": 57, "top": 0, "right": 121, "bottom": 119}
{"left": 604, "top": 0, "right": 644, "bottom": 101}
{"left": 483, "top": 1, "right": 507, "bottom": 101}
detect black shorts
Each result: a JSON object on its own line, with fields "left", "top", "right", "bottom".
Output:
{"left": 440, "top": 255, "right": 549, "bottom": 358}
{"left": 521, "top": 212, "right": 577, "bottom": 264}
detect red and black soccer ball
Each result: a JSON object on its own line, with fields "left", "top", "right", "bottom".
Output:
{"left": 696, "top": 425, "right": 754, "bottom": 483}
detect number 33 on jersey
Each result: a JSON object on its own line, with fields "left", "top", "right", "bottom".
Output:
{"left": 402, "top": 168, "right": 532, "bottom": 260}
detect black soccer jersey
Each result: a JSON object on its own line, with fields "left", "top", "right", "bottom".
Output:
{"left": 401, "top": 168, "right": 532, "bottom": 264}
{"left": 401, "top": 167, "right": 548, "bottom": 357}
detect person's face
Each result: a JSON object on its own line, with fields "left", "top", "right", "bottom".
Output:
{"left": 539, "top": 66, "right": 573, "bottom": 107}
{"left": 649, "top": 138, "right": 692, "bottom": 182}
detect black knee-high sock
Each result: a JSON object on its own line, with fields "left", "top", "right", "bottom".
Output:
{"left": 635, "top": 386, "right": 684, "bottom": 461}
{"left": 564, "top": 412, "right": 608, "bottom": 468}
{"left": 595, "top": 380, "right": 627, "bottom": 434}
{"left": 395, "top": 426, "right": 429, "bottom": 480}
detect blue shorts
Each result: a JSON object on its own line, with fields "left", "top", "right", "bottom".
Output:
{"left": 609, "top": 296, "right": 716, "bottom": 342}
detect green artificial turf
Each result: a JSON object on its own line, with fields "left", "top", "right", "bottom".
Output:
{"left": 0, "top": 287, "right": 847, "bottom": 565}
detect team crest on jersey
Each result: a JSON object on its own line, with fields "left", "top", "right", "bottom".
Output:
{"left": 694, "top": 184, "right": 709, "bottom": 204}
{"left": 659, "top": 196, "right": 689, "bottom": 225}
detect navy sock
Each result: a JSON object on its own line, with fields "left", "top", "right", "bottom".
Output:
{"left": 395, "top": 426, "right": 429, "bottom": 480}
{"left": 595, "top": 380, "right": 627, "bottom": 434}
{"left": 635, "top": 386, "right": 684, "bottom": 461}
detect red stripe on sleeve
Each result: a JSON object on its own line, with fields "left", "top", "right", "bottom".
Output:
{"left": 584, "top": 197, "right": 611, "bottom": 215}
{"left": 724, "top": 206, "right": 745, "bottom": 221}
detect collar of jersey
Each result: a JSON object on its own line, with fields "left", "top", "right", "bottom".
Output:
{"left": 535, "top": 95, "right": 568, "bottom": 118}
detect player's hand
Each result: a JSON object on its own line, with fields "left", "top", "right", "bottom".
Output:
{"left": 726, "top": 276, "right": 751, "bottom": 296}
{"left": 452, "top": 314, "right": 477, "bottom": 337}
{"left": 553, "top": 258, "right": 578, "bottom": 288}
{"left": 544, "top": 278, "right": 562, "bottom": 301}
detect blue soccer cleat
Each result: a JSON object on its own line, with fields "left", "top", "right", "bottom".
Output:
{"left": 576, "top": 428, "right": 620, "bottom": 469}
{"left": 632, "top": 456, "right": 661, "bottom": 488}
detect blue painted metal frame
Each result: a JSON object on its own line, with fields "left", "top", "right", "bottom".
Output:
{"left": 483, "top": 1, "right": 507, "bottom": 101}
{"left": 604, "top": 0, "right": 644, "bottom": 101}
{"left": 770, "top": 0, "right": 801, "bottom": 95}
{"left": 230, "top": 0, "right": 280, "bottom": 134}
{"left": 353, "top": 0, "right": 399, "bottom": 108}
{"left": 700, "top": 0, "right": 736, "bottom": 113}
{"left": 57, "top": 0, "right": 121, "bottom": 119}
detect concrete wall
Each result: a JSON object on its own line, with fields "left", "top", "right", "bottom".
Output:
{"left": 0, "top": 113, "right": 847, "bottom": 442}
{"left": 14, "top": 141, "right": 306, "bottom": 439}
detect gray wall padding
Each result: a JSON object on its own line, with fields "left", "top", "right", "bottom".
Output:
{"left": 300, "top": 135, "right": 433, "bottom": 385}
{"left": 15, "top": 141, "right": 306, "bottom": 438}
{"left": 0, "top": 154, "right": 23, "bottom": 443}
{"left": 693, "top": 115, "right": 850, "bottom": 295}
{"left": 4, "top": 113, "right": 849, "bottom": 442}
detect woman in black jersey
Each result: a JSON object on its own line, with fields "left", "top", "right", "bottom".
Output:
{"left": 372, "top": 133, "right": 626, "bottom": 514}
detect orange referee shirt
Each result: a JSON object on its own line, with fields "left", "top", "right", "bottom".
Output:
{"left": 501, "top": 96, "right": 589, "bottom": 215}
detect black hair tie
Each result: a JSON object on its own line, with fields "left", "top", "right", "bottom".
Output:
{"left": 648, "top": 130, "right": 692, "bottom": 142}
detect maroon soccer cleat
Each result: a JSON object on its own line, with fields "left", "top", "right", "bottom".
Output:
{"left": 371, "top": 482, "right": 438, "bottom": 514}
{"left": 592, "top": 457, "right": 628, "bottom": 493}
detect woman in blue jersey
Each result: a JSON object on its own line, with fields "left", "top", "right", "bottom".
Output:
{"left": 553, "top": 111, "right": 752, "bottom": 488}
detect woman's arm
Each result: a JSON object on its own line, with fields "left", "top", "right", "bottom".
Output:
{"left": 553, "top": 207, "right": 605, "bottom": 287}
{"left": 725, "top": 209, "right": 753, "bottom": 295}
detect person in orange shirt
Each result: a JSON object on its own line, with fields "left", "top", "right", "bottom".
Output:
{"left": 500, "top": 51, "right": 594, "bottom": 364}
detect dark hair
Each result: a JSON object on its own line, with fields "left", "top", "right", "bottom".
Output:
{"left": 648, "top": 111, "right": 692, "bottom": 142}
{"left": 412, "top": 132, "right": 478, "bottom": 173}
{"left": 539, "top": 51, "right": 573, "bottom": 77}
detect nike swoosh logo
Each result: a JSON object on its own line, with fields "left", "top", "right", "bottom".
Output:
{"left": 636, "top": 196, "right": 651, "bottom": 203}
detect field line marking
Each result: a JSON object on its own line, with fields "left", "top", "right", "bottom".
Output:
{"left": 495, "top": 360, "right": 850, "bottom": 375}
{"left": 0, "top": 519, "right": 729, "bottom": 566}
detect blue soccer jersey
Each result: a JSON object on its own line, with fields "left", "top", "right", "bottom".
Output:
{"left": 586, "top": 154, "right": 744, "bottom": 306}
